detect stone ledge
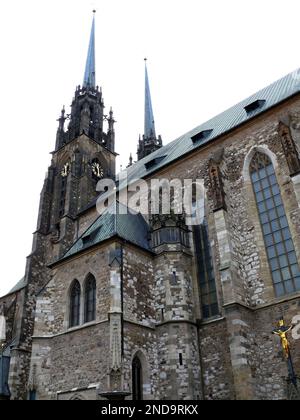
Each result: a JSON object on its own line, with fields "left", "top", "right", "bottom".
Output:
{"left": 254, "top": 292, "right": 300, "bottom": 312}
{"left": 200, "top": 316, "right": 225, "bottom": 326}
{"left": 57, "top": 384, "right": 99, "bottom": 395}
{"left": 123, "top": 319, "right": 155, "bottom": 330}
{"left": 223, "top": 292, "right": 300, "bottom": 313}
{"left": 155, "top": 319, "right": 198, "bottom": 328}
{"left": 32, "top": 319, "right": 109, "bottom": 339}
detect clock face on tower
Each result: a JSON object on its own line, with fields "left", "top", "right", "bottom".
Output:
{"left": 91, "top": 161, "right": 104, "bottom": 179}
{"left": 61, "top": 162, "right": 70, "bottom": 178}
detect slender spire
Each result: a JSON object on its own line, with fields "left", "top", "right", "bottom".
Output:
{"left": 83, "top": 11, "right": 96, "bottom": 88}
{"left": 137, "top": 59, "right": 162, "bottom": 161}
{"left": 144, "top": 58, "right": 156, "bottom": 138}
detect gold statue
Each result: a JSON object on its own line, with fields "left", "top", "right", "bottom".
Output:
{"left": 273, "top": 318, "right": 293, "bottom": 359}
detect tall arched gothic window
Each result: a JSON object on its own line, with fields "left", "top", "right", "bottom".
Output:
{"left": 250, "top": 152, "right": 300, "bottom": 297}
{"left": 69, "top": 280, "right": 81, "bottom": 327}
{"left": 59, "top": 161, "right": 70, "bottom": 218}
{"left": 84, "top": 274, "right": 96, "bottom": 323}
{"left": 132, "top": 356, "right": 143, "bottom": 401}
{"left": 59, "top": 176, "right": 67, "bottom": 218}
{"left": 194, "top": 217, "right": 219, "bottom": 319}
{"left": 192, "top": 188, "right": 219, "bottom": 320}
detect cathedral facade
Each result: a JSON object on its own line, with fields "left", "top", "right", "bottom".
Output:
{"left": 1, "top": 14, "right": 300, "bottom": 400}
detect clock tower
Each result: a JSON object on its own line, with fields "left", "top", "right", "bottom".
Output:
{"left": 37, "top": 11, "right": 117, "bottom": 257}
{"left": 6, "top": 12, "right": 118, "bottom": 400}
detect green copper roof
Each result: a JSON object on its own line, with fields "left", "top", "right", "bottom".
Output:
{"left": 59, "top": 202, "right": 150, "bottom": 262}
{"left": 7, "top": 277, "right": 27, "bottom": 296}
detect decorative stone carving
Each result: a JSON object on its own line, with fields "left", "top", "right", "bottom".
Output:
{"left": 110, "top": 315, "right": 122, "bottom": 371}
{"left": 50, "top": 224, "right": 61, "bottom": 244}
{"left": 108, "top": 262, "right": 123, "bottom": 393}
{"left": 150, "top": 212, "right": 186, "bottom": 229}
{"left": 287, "top": 379, "right": 300, "bottom": 400}
{"left": 0, "top": 316, "right": 6, "bottom": 342}
{"left": 80, "top": 101, "right": 91, "bottom": 135}
{"left": 208, "top": 160, "right": 226, "bottom": 212}
{"left": 110, "top": 368, "right": 122, "bottom": 391}
{"left": 279, "top": 122, "right": 300, "bottom": 176}
{"left": 0, "top": 302, "right": 5, "bottom": 316}
{"left": 212, "top": 148, "right": 224, "bottom": 165}
{"left": 28, "top": 364, "right": 37, "bottom": 392}
{"left": 108, "top": 314, "right": 123, "bottom": 393}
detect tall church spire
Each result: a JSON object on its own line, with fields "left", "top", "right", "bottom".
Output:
{"left": 55, "top": 11, "right": 116, "bottom": 153}
{"left": 144, "top": 59, "right": 156, "bottom": 138}
{"left": 137, "top": 59, "right": 162, "bottom": 161}
{"left": 83, "top": 11, "right": 96, "bottom": 89}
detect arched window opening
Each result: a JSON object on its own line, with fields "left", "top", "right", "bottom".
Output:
{"left": 84, "top": 274, "right": 96, "bottom": 323}
{"left": 59, "top": 176, "right": 67, "bottom": 218}
{"left": 132, "top": 356, "right": 143, "bottom": 401}
{"left": 250, "top": 151, "right": 300, "bottom": 297}
{"left": 192, "top": 189, "right": 219, "bottom": 320}
{"left": 194, "top": 217, "right": 219, "bottom": 319}
{"left": 29, "top": 390, "right": 37, "bottom": 401}
{"left": 69, "top": 281, "right": 81, "bottom": 328}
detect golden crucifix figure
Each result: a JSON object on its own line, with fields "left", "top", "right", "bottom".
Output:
{"left": 273, "top": 319, "right": 293, "bottom": 359}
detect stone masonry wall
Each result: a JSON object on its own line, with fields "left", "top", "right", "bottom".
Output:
{"left": 123, "top": 323, "right": 158, "bottom": 400}
{"left": 153, "top": 247, "right": 202, "bottom": 399}
{"left": 199, "top": 319, "right": 235, "bottom": 400}
{"left": 30, "top": 243, "right": 115, "bottom": 399}
{"left": 148, "top": 96, "right": 300, "bottom": 310}
{"left": 34, "top": 245, "right": 111, "bottom": 336}
{"left": 30, "top": 324, "right": 109, "bottom": 400}
{"left": 141, "top": 95, "right": 300, "bottom": 399}
{"left": 253, "top": 297, "right": 300, "bottom": 400}
{"left": 16, "top": 94, "right": 300, "bottom": 400}
{"left": 123, "top": 246, "right": 156, "bottom": 326}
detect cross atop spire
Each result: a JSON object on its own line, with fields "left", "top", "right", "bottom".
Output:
{"left": 83, "top": 11, "right": 96, "bottom": 89}
{"left": 144, "top": 58, "right": 156, "bottom": 138}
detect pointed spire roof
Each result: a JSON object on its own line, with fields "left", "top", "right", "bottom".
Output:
{"left": 144, "top": 59, "right": 156, "bottom": 138}
{"left": 83, "top": 12, "right": 96, "bottom": 88}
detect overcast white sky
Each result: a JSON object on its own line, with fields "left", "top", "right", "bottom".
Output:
{"left": 1, "top": 0, "right": 300, "bottom": 296}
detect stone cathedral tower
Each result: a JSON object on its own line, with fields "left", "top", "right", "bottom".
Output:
{"left": 1, "top": 12, "right": 117, "bottom": 400}
{"left": 1, "top": 10, "right": 300, "bottom": 402}
{"left": 45, "top": 12, "right": 117, "bottom": 259}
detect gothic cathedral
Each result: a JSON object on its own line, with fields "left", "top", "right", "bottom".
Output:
{"left": 1, "top": 13, "right": 300, "bottom": 400}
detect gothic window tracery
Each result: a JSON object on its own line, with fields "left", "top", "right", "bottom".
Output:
{"left": 250, "top": 151, "right": 300, "bottom": 296}
{"left": 208, "top": 160, "right": 226, "bottom": 211}
{"left": 194, "top": 214, "right": 219, "bottom": 319}
{"left": 84, "top": 274, "right": 96, "bottom": 323}
{"left": 69, "top": 280, "right": 81, "bottom": 328}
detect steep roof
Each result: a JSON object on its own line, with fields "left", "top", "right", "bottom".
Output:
{"left": 68, "top": 68, "right": 300, "bottom": 263}
{"left": 55, "top": 202, "right": 151, "bottom": 264}
{"left": 6, "top": 277, "right": 27, "bottom": 296}
{"left": 83, "top": 12, "right": 96, "bottom": 89}
{"left": 80, "top": 68, "right": 300, "bottom": 216}
{"left": 122, "top": 69, "right": 300, "bottom": 185}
